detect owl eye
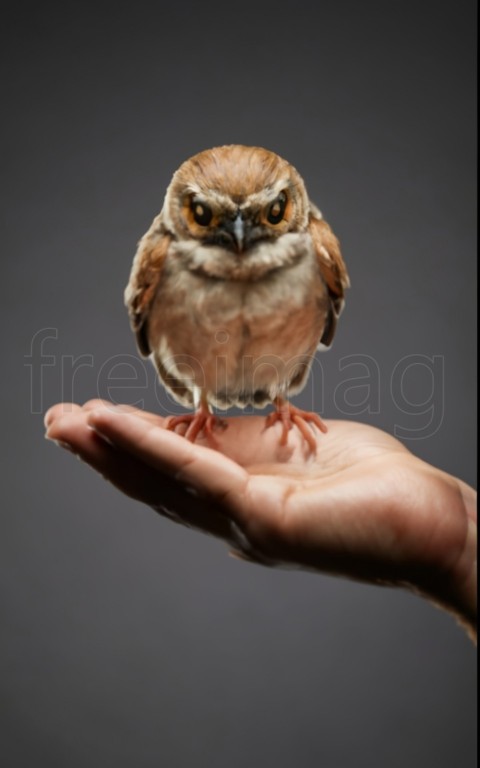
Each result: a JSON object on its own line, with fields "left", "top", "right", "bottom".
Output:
{"left": 191, "top": 199, "right": 213, "bottom": 226}
{"left": 266, "top": 191, "right": 287, "bottom": 225}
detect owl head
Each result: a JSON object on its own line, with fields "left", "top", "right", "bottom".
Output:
{"left": 162, "top": 145, "right": 311, "bottom": 253}
{"left": 126, "top": 144, "right": 348, "bottom": 355}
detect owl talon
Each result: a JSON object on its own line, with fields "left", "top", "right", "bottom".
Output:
{"left": 165, "top": 409, "right": 226, "bottom": 443}
{"left": 266, "top": 398, "right": 328, "bottom": 451}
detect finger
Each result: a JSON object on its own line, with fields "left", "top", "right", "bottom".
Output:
{"left": 45, "top": 401, "right": 133, "bottom": 430}
{"left": 86, "top": 408, "right": 250, "bottom": 512}
{"left": 45, "top": 412, "right": 237, "bottom": 542}
{"left": 45, "top": 400, "right": 168, "bottom": 429}
{"left": 81, "top": 400, "right": 163, "bottom": 421}
{"left": 44, "top": 400, "right": 140, "bottom": 428}
{"left": 82, "top": 398, "right": 121, "bottom": 412}
{"left": 44, "top": 402, "right": 83, "bottom": 428}
{"left": 47, "top": 412, "right": 163, "bottom": 502}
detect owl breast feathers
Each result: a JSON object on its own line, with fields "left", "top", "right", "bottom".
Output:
{"left": 125, "top": 145, "right": 349, "bottom": 412}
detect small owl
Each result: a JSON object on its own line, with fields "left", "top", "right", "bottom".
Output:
{"left": 125, "top": 145, "right": 349, "bottom": 449}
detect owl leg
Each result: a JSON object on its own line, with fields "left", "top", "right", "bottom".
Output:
{"left": 165, "top": 398, "right": 226, "bottom": 443}
{"left": 265, "top": 397, "right": 328, "bottom": 451}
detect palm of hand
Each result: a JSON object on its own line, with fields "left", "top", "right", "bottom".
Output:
{"left": 45, "top": 402, "right": 472, "bottom": 610}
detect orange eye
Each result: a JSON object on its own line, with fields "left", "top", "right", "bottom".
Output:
{"left": 191, "top": 199, "right": 212, "bottom": 226}
{"left": 266, "top": 191, "right": 287, "bottom": 224}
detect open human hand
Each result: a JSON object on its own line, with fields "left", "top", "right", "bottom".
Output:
{"left": 45, "top": 401, "right": 476, "bottom": 639}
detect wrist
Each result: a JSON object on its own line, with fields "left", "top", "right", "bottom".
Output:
{"left": 427, "top": 478, "right": 477, "bottom": 642}
{"left": 447, "top": 483, "right": 477, "bottom": 641}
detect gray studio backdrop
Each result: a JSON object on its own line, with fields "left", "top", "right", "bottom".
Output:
{"left": 2, "top": 2, "right": 476, "bottom": 767}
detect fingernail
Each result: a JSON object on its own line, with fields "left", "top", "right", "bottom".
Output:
{"left": 57, "top": 440, "right": 76, "bottom": 453}
{"left": 45, "top": 436, "right": 76, "bottom": 454}
{"left": 86, "top": 409, "right": 104, "bottom": 428}
{"left": 228, "top": 549, "right": 255, "bottom": 563}
{"left": 86, "top": 423, "right": 115, "bottom": 446}
{"left": 44, "top": 408, "right": 55, "bottom": 428}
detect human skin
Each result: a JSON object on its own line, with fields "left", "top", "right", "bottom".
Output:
{"left": 45, "top": 400, "right": 477, "bottom": 641}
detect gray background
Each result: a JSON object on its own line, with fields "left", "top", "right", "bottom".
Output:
{"left": 1, "top": 1, "right": 476, "bottom": 766}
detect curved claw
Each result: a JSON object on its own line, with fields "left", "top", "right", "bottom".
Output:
{"left": 165, "top": 408, "right": 226, "bottom": 444}
{"left": 265, "top": 398, "right": 328, "bottom": 452}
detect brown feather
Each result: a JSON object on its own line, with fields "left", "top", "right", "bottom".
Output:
{"left": 176, "top": 145, "right": 295, "bottom": 198}
{"left": 124, "top": 219, "right": 171, "bottom": 356}
{"left": 308, "top": 213, "right": 350, "bottom": 315}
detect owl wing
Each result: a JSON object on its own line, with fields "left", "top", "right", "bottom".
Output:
{"left": 308, "top": 206, "right": 350, "bottom": 347}
{"left": 124, "top": 213, "right": 171, "bottom": 356}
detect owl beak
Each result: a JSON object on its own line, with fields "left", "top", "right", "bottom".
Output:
{"left": 232, "top": 214, "right": 244, "bottom": 253}
{"left": 225, "top": 213, "right": 244, "bottom": 253}
{"left": 221, "top": 214, "right": 245, "bottom": 253}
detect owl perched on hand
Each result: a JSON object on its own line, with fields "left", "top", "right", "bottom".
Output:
{"left": 125, "top": 145, "right": 349, "bottom": 450}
